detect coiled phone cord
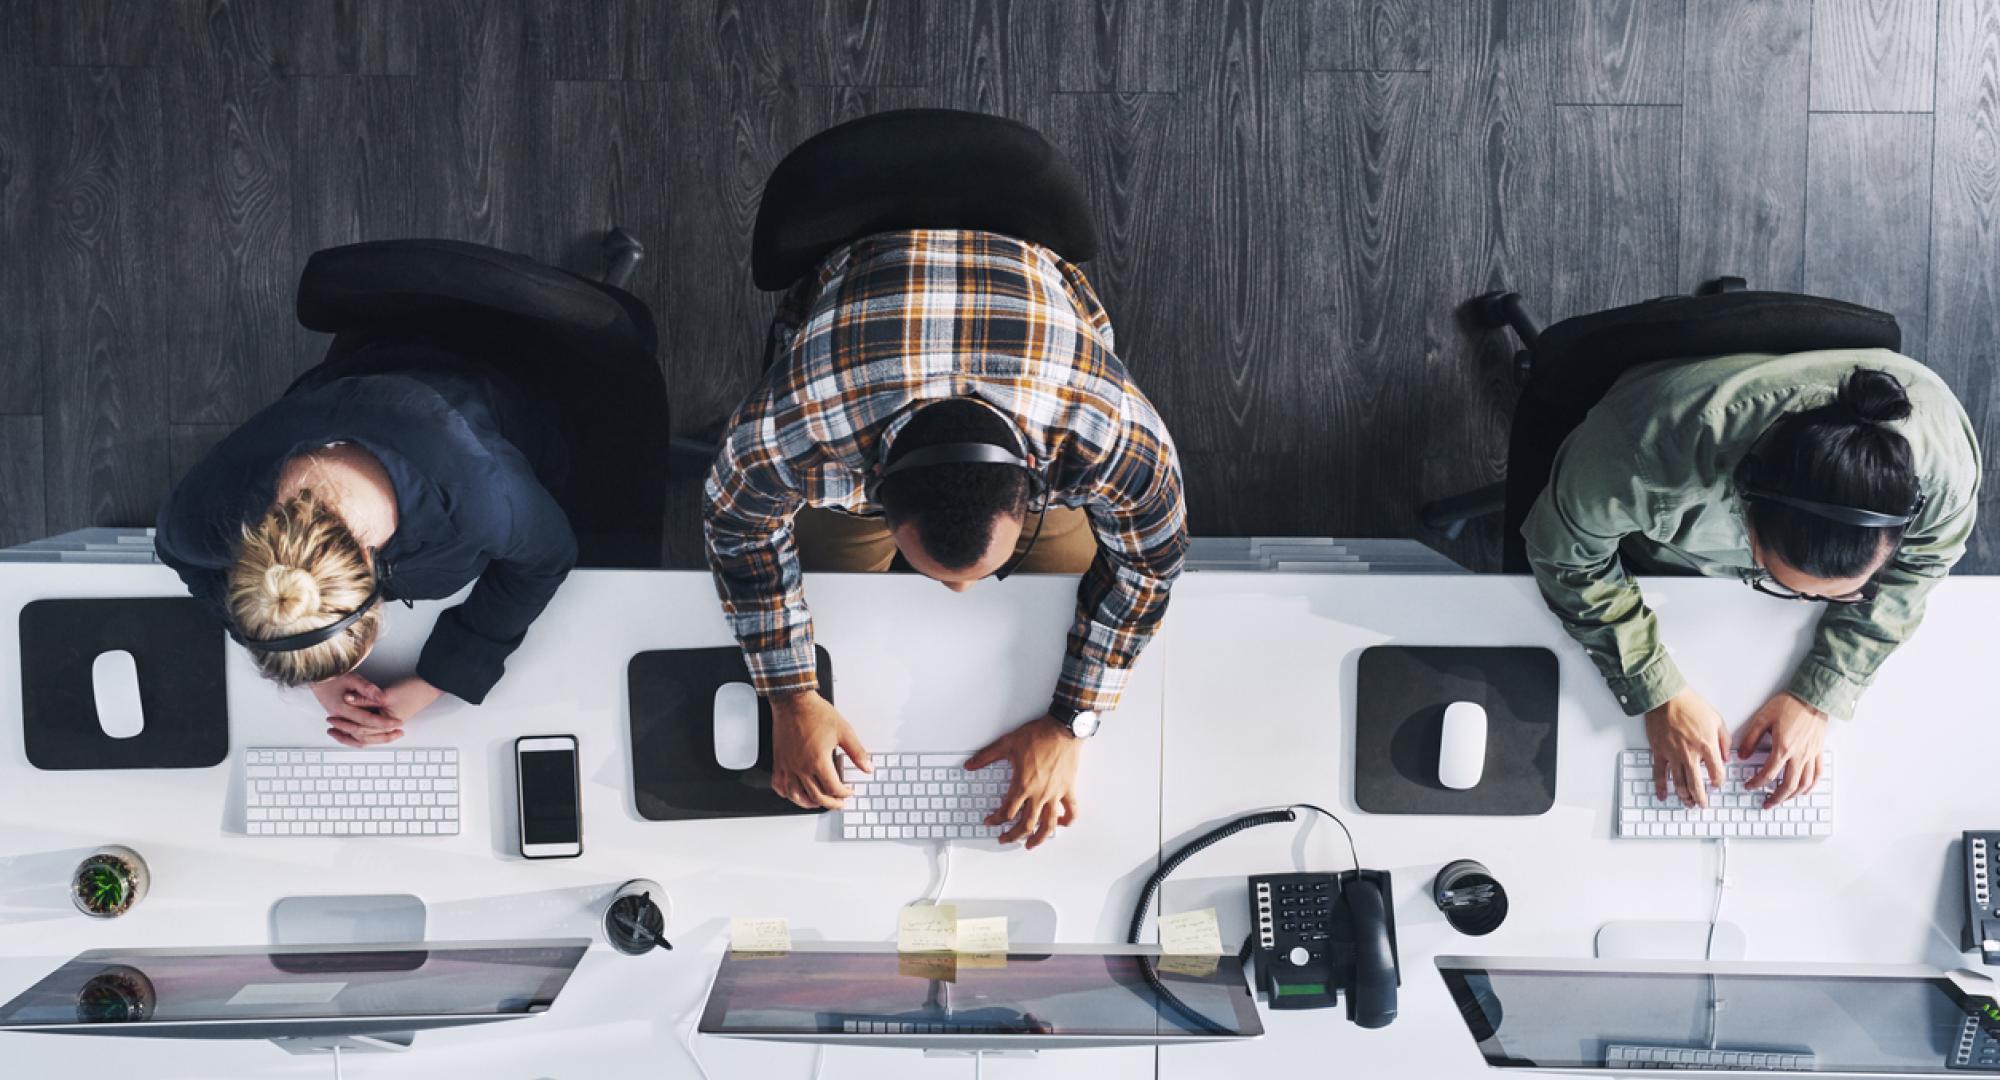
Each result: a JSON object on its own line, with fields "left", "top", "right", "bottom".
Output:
{"left": 1126, "top": 804, "right": 1360, "bottom": 945}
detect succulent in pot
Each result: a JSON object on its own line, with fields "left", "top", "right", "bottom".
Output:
{"left": 71, "top": 845, "right": 149, "bottom": 918}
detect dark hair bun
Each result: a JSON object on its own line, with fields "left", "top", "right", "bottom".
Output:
{"left": 1837, "top": 368, "right": 1912, "bottom": 427}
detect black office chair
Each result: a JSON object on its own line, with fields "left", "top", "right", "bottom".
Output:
{"left": 294, "top": 229, "right": 669, "bottom": 568}
{"left": 1421, "top": 278, "right": 1903, "bottom": 572}
{"left": 750, "top": 107, "right": 1099, "bottom": 294}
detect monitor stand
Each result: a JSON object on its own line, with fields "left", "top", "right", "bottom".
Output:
{"left": 1595, "top": 919, "right": 1746, "bottom": 961}
{"left": 267, "top": 894, "right": 431, "bottom": 1060}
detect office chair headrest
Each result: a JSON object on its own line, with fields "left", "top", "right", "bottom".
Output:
{"left": 1530, "top": 292, "right": 1902, "bottom": 412}
{"left": 297, "top": 239, "right": 634, "bottom": 342}
{"left": 751, "top": 108, "right": 1100, "bottom": 291}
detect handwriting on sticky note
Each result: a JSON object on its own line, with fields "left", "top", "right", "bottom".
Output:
{"left": 954, "top": 915, "right": 1009, "bottom": 954}
{"left": 1157, "top": 954, "right": 1220, "bottom": 979}
{"left": 1158, "top": 908, "right": 1224, "bottom": 955}
{"left": 898, "top": 903, "right": 957, "bottom": 952}
{"left": 898, "top": 952, "right": 958, "bottom": 982}
{"left": 729, "top": 917, "right": 791, "bottom": 953}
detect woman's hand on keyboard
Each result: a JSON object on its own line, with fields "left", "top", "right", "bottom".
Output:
{"left": 969, "top": 716, "right": 1081, "bottom": 850}
{"left": 770, "top": 690, "right": 869, "bottom": 810}
{"left": 1737, "top": 692, "right": 1827, "bottom": 809}
{"left": 1643, "top": 689, "right": 1729, "bottom": 808}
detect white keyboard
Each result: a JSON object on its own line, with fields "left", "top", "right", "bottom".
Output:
{"left": 1615, "top": 749, "right": 1834, "bottom": 839}
{"left": 1606, "top": 1043, "right": 1816, "bottom": 1071}
{"left": 242, "top": 747, "right": 460, "bottom": 837}
{"left": 835, "top": 752, "right": 1010, "bottom": 841}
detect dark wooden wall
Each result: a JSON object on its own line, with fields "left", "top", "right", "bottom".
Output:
{"left": 1, "top": 0, "right": 1995, "bottom": 571}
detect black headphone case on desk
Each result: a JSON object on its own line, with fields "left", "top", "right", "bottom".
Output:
{"left": 20, "top": 597, "right": 229, "bottom": 770}
{"left": 1354, "top": 645, "right": 1558, "bottom": 815}
{"left": 626, "top": 645, "right": 834, "bottom": 821}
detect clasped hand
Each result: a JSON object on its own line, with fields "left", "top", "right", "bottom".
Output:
{"left": 768, "top": 691, "right": 1082, "bottom": 850}
{"left": 311, "top": 673, "right": 443, "bottom": 747}
{"left": 1643, "top": 689, "right": 1828, "bottom": 809}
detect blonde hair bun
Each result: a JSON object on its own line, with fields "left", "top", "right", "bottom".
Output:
{"left": 260, "top": 563, "right": 323, "bottom": 625}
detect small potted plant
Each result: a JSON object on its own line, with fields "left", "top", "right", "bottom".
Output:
{"left": 71, "top": 845, "right": 149, "bottom": 918}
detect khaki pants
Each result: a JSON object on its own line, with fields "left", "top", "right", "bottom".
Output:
{"left": 794, "top": 506, "right": 1098, "bottom": 574}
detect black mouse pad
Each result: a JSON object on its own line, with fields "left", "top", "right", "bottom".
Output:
{"left": 20, "top": 597, "right": 229, "bottom": 770}
{"left": 627, "top": 646, "right": 834, "bottom": 822}
{"left": 1354, "top": 646, "right": 1558, "bottom": 816}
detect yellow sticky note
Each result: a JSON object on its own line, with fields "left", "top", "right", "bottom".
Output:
{"left": 954, "top": 915, "right": 1009, "bottom": 954}
{"left": 956, "top": 951, "right": 1008, "bottom": 970}
{"left": 1158, "top": 908, "right": 1224, "bottom": 955}
{"left": 728, "top": 917, "right": 792, "bottom": 953}
{"left": 897, "top": 903, "right": 957, "bottom": 952}
{"left": 898, "top": 952, "right": 958, "bottom": 982}
{"left": 1157, "top": 954, "right": 1221, "bottom": 979}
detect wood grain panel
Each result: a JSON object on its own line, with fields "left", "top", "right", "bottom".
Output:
{"left": 0, "top": 415, "right": 46, "bottom": 548}
{"left": 548, "top": 79, "right": 673, "bottom": 303}
{"left": 1305, "top": 0, "right": 1358, "bottom": 70}
{"left": 1300, "top": 70, "right": 1433, "bottom": 531}
{"left": 30, "top": 0, "right": 164, "bottom": 67}
{"left": 807, "top": 0, "right": 928, "bottom": 87}
{"left": 1179, "top": 0, "right": 1304, "bottom": 454}
{"left": 1679, "top": 0, "right": 1810, "bottom": 292}
{"left": 1928, "top": 0, "right": 2000, "bottom": 570}
{"left": 1558, "top": 0, "right": 1685, "bottom": 104}
{"left": 1420, "top": 0, "right": 1562, "bottom": 571}
{"left": 1553, "top": 105, "right": 1681, "bottom": 319}
{"left": 533, "top": 0, "right": 668, "bottom": 81}
{"left": 162, "top": 1, "right": 299, "bottom": 424}
{"left": 287, "top": 0, "right": 398, "bottom": 75}
{"left": 1365, "top": 0, "right": 1433, "bottom": 70}
{"left": 1810, "top": 0, "right": 1938, "bottom": 112}
{"left": 0, "top": 64, "right": 44, "bottom": 413}
{"left": 1044, "top": 93, "right": 1187, "bottom": 398}
{"left": 1804, "top": 113, "right": 1932, "bottom": 359}
{"left": 1057, "top": 0, "right": 1185, "bottom": 91}
{"left": 926, "top": 0, "right": 1056, "bottom": 128}
{"left": 40, "top": 70, "right": 172, "bottom": 531}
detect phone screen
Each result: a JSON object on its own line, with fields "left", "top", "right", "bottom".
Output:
{"left": 520, "top": 747, "right": 580, "bottom": 845}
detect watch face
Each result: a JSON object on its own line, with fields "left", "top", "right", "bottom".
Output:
{"left": 1068, "top": 711, "right": 1101, "bottom": 738}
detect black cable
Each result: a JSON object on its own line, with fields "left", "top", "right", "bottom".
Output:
{"left": 1127, "top": 804, "right": 1362, "bottom": 945}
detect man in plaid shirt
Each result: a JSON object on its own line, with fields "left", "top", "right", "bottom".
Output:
{"left": 704, "top": 229, "right": 1188, "bottom": 850}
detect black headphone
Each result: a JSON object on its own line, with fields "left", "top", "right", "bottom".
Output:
{"left": 1736, "top": 455, "right": 1924, "bottom": 529}
{"left": 226, "top": 576, "right": 384, "bottom": 653}
{"left": 874, "top": 402, "right": 1051, "bottom": 505}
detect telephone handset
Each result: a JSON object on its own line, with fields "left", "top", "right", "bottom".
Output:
{"left": 1129, "top": 806, "right": 1400, "bottom": 1029}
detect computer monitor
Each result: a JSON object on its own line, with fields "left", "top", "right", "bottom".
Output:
{"left": 1437, "top": 956, "right": 2000, "bottom": 1076}
{"left": 0, "top": 939, "right": 590, "bottom": 1046}
{"left": 699, "top": 943, "right": 1264, "bottom": 1050}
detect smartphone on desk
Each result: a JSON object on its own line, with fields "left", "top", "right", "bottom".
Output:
{"left": 516, "top": 735, "right": 582, "bottom": 859}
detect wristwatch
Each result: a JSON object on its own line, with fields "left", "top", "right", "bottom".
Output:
{"left": 1048, "top": 704, "right": 1102, "bottom": 739}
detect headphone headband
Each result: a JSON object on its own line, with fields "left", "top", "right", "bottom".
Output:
{"left": 1741, "top": 488, "right": 1920, "bottom": 529}
{"left": 227, "top": 576, "right": 384, "bottom": 653}
{"left": 880, "top": 442, "right": 1034, "bottom": 477}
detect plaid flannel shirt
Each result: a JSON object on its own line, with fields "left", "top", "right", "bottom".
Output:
{"left": 703, "top": 230, "right": 1188, "bottom": 714}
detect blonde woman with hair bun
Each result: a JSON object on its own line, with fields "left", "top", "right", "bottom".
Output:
{"left": 156, "top": 346, "right": 581, "bottom": 747}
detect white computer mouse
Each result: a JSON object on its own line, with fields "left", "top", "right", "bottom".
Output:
{"left": 712, "top": 681, "right": 761, "bottom": 771}
{"left": 91, "top": 649, "right": 145, "bottom": 739}
{"left": 1438, "top": 700, "right": 1487, "bottom": 790}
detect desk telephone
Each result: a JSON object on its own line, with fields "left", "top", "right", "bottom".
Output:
{"left": 1965, "top": 830, "right": 2000, "bottom": 967}
{"left": 1129, "top": 807, "right": 1400, "bottom": 1029}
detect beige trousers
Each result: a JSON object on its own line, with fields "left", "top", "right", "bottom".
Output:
{"left": 793, "top": 506, "right": 1098, "bottom": 574}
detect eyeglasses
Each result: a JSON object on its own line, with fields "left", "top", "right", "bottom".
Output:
{"left": 1747, "top": 574, "right": 1876, "bottom": 606}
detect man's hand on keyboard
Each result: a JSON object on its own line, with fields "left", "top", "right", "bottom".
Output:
{"left": 314, "top": 674, "right": 403, "bottom": 748}
{"left": 1643, "top": 688, "right": 1729, "bottom": 808}
{"left": 770, "top": 689, "right": 870, "bottom": 811}
{"left": 968, "top": 716, "right": 1080, "bottom": 850}
{"left": 1736, "top": 692, "right": 1827, "bottom": 809}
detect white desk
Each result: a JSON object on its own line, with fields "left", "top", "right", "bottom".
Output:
{"left": 0, "top": 566, "right": 1166, "bottom": 1079}
{"left": 1155, "top": 573, "right": 1998, "bottom": 1079}
{"left": 0, "top": 566, "right": 1991, "bottom": 1078}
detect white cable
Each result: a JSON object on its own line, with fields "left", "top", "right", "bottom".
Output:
{"left": 927, "top": 841, "right": 953, "bottom": 904}
{"left": 332, "top": 1044, "right": 343, "bottom": 1080}
{"left": 681, "top": 962, "right": 724, "bottom": 1080}
{"left": 1705, "top": 837, "right": 1731, "bottom": 960}
{"left": 811, "top": 1043, "right": 826, "bottom": 1080}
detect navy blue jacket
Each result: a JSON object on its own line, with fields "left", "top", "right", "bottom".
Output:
{"left": 155, "top": 343, "right": 576, "bottom": 704}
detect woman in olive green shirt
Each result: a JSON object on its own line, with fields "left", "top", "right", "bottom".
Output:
{"left": 1523, "top": 351, "right": 1980, "bottom": 811}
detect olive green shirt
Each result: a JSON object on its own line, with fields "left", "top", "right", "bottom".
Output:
{"left": 1522, "top": 348, "right": 1980, "bottom": 721}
